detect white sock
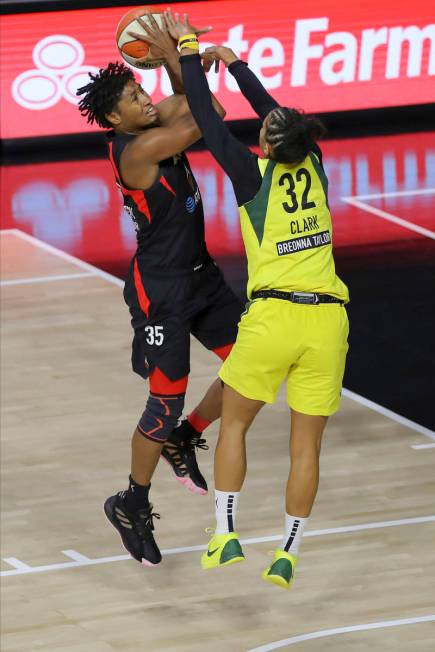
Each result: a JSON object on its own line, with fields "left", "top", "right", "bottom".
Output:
{"left": 281, "top": 513, "right": 308, "bottom": 555}
{"left": 215, "top": 490, "right": 239, "bottom": 534}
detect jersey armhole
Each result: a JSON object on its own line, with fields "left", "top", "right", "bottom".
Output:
{"left": 118, "top": 143, "right": 161, "bottom": 193}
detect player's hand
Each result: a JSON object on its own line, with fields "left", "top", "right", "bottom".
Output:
{"left": 202, "top": 46, "right": 239, "bottom": 68}
{"left": 163, "top": 8, "right": 212, "bottom": 41}
{"left": 128, "top": 12, "right": 176, "bottom": 60}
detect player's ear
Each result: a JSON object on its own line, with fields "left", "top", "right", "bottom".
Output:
{"left": 263, "top": 141, "right": 272, "bottom": 158}
{"left": 106, "top": 111, "right": 121, "bottom": 126}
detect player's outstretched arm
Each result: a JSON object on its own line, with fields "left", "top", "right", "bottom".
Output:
{"left": 180, "top": 52, "right": 261, "bottom": 206}
{"left": 203, "top": 46, "right": 279, "bottom": 121}
{"left": 128, "top": 13, "right": 185, "bottom": 94}
{"left": 119, "top": 115, "right": 202, "bottom": 189}
{"left": 165, "top": 11, "right": 262, "bottom": 206}
{"left": 130, "top": 11, "right": 225, "bottom": 117}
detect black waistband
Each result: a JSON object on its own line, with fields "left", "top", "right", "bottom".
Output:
{"left": 251, "top": 290, "right": 344, "bottom": 305}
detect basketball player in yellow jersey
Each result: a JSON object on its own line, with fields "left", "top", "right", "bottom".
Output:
{"left": 159, "top": 13, "right": 349, "bottom": 588}
{"left": 156, "top": 14, "right": 349, "bottom": 588}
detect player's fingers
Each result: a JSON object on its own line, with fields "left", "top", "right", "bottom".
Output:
{"left": 128, "top": 30, "right": 154, "bottom": 43}
{"left": 136, "top": 16, "right": 155, "bottom": 36}
{"left": 146, "top": 11, "right": 160, "bottom": 31}
{"left": 184, "top": 13, "right": 189, "bottom": 27}
{"left": 195, "top": 27, "right": 213, "bottom": 36}
{"left": 160, "top": 14, "right": 168, "bottom": 32}
{"left": 163, "top": 10, "right": 171, "bottom": 28}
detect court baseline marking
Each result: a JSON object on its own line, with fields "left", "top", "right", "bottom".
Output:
{"left": 342, "top": 188, "right": 435, "bottom": 241}
{"left": 2, "top": 514, "right": 434, "bottom": 577}
{"left": 246, "top": 615, "right": 435, "bottom": 651}
{"left": 0, "top": 271, "right": 96, "bottom": 286}
{"left": 2, "top": 228, "right": 434, "bottom": 447}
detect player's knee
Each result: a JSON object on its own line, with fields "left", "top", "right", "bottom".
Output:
{"left": 137, "top": 393, "right": 185, "bottom": 443}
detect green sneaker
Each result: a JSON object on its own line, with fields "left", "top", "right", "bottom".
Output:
{"left": 262, "top": 549, "right": 297, "bottom": 589}
{"left": 201, "top": 532, "right": 245, "bottom": 570}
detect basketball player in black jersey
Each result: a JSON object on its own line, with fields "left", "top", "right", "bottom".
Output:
{"left": 76, "top": 15, "right": 242, "bottom": 566}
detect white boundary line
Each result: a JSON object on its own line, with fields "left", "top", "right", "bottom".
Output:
{"left": 2, "top": 229, "right": 434, "bottom": 446}
{"left": 1, "top": 228, "right": 124, "bottom": 288}
{"left": 1, "top": 272, "right": 96, "bottom": 286}
{"left": 341, "top": 389, "right": 435, "bottom": 442}
{"left": 411, "top": 443, "right": 435, "bottom": 450}
{"left": 348, "top": 188, "right": 435, "bottom": 201}
{"left": 342, "top": 190, "right": 435, "bottom": 241}
{"left": 246, "top": 615, "right": 435, "bottom": 651}
{"left": 2, "top": 515, "right": 434, "bottom": 578}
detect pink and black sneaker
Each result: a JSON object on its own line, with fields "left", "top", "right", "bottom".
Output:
{"left": 161, "top": 419, "right": 208, "bottom": 495}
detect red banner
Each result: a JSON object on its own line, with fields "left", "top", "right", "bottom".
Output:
{"left": 1, "top": 0, "right": 434, "bottom": 138}
{"left": 1, "top": 132, "right": 434, "bottom": 261}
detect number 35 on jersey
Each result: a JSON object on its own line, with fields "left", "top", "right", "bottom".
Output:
{"left": 144, "top": 325, "right": 164, "bottom": 346}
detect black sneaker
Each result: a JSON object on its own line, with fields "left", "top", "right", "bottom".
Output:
{"left": 161, "top": 419, "right": 209, "bottom": 495}
{"left": 104, "top": 492, "right": 162, "bottom": 566}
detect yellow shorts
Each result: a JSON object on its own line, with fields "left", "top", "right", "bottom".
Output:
{"left": 219, "top": 299, "right": 349, "bottom": 416}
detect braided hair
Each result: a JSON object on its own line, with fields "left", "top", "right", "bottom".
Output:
{"left": 76, "top": 62, "right": 135, "bottom": 128}
{"left": 265, "top": 107, "right": 326, "bottom": 164}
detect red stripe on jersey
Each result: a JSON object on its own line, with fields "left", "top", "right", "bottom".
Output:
{"left": 133, "top": 258, "right": 150, "bottom": 317}
{"left": 159, "top": 175, "right": 176, "bottom": 196}
{"left": 124, "top": 187, "right": 152, "bottom": 223}
{"left": 108, "top": 140, "right": 152, "bottom": 223}
{"left": 107, "top": 141, "right": 120, "bottom": 183}
{"left": 213, "top": 343, "right": 234, "bottom": 361}
{"left": 149, "top": 367, "right": 188, "bottom": 395}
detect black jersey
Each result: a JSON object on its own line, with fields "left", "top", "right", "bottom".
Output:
{"left": 107, "top": 130, "right": 208, "bottom": 272}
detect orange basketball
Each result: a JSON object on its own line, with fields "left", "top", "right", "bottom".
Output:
{"left": 116, "top": 7, "right": 166, "bottom": 70}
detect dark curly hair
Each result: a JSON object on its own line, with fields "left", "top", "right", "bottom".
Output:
{"left": 265, "top": 107, "right": 326, "bottom": 164}
{"left": 76, "top": 62, "right": 135, "bottom": 128}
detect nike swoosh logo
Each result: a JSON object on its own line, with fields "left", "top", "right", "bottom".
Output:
{"left": 207, "top": 547, "right": 220, "bottom": 557}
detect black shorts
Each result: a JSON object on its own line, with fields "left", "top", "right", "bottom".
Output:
{"left": 123, "top": 257, "right": 243, "bottom": 382}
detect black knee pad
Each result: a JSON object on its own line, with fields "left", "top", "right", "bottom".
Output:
{"left": 138, "top": 393, "right": 185, "bottom": 443}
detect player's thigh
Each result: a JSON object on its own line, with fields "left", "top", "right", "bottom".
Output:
{"left": 131, "top": 313, "right": 191, "bottom": 383}
{"left": 219, "top": 300, "right": 294, "bottom": 404}
{"left": 287, "top": 305, "right": 349, "bottom": 416}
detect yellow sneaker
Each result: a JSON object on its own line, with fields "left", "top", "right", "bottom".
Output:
{"left": 201, "top": 532, "right": 245, "bottom": 570}
{"left": 261, "top": 549, "right": 297, "bottom": 589}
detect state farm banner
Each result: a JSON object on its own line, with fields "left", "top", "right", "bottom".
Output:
{"left": 1, "top": 0, "right": 434, "bottom": 139}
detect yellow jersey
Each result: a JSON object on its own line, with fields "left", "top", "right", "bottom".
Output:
{"left": 239, "top": 153, "right": 349, "bottom": 302}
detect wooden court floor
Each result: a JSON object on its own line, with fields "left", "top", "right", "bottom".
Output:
{"left": 1, "top": 229, "right": 434, "bottom": 652}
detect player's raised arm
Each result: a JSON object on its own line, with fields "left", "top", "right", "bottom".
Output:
{"left": 164, "top": 13, "right": 262, "bottom": 206}
{"left": 129, "top": 11, "right": 225, "bottom": 118}
{"left": 203, "top": 46, "right": 279, "bottom": 120}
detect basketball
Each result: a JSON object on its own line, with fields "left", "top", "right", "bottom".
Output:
{"left": 116, "top": 7, "right": 166, "bottom": 70}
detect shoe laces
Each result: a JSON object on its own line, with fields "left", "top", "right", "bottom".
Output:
{"left": 135, "top": 504, "right": 161, "bottom": 536}
{"left": 187, "top": 435, "right": 209, "bottom": 452}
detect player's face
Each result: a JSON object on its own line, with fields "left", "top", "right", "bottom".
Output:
{"left": 111, "top": 80, "right": 159, "bottom": 131}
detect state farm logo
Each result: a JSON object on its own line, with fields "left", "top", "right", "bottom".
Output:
{"left": 12, "top": 35, "right": 99, "bottom": 110}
